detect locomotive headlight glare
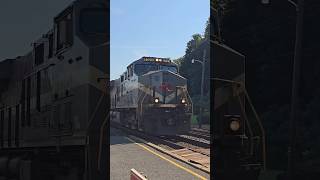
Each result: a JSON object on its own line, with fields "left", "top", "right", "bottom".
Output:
{"left": 230, "top": 120, "right": 240, "bottom": 131}
{"left": 154, "top": 98, "right": 159, "bottom": 103}
{"left": 181, "top": 98, "right": 186, "bottom": 104}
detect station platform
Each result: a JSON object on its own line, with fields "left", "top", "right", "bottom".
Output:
{"left": 110, "top": 128, "right": 210, "bottom": 180}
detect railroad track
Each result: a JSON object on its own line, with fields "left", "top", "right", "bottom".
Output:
{"left": 110, "top": 121, "right": 210, "bottom": 172}
{"left": 191, "top": 127, "right": 210, "bottom": 134}
{"left": 110, "top": 121, "right": 183, "bottom": 149}
{"left": 159, "top": 135, "right": 210, "bottom": 156}
{"left": 187, "top": 130, "right": 211, "bottom": 141}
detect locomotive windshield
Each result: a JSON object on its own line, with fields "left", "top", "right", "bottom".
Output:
{"left": 134, "top": 64, "right": 158, "bottom": 76}
{"left": 134, "top": 64, "right": 178, "bottom": 76}
{"left": 80, "top": 9, "right": 107, "bottom": 34}
{"left": 160, "top": 65, "right": 177, "bottom": 73}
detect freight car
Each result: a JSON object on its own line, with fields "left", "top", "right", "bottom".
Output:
{"left": 0, "top": 0, "right": 108, "bottom": 179}
{"left": 110, "top": 57, "right": 192, "bottom": 135}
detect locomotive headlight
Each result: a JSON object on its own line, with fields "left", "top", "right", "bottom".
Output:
{"left": 230, "top": 119, "right": 240, "bottom": 131}
{"left": 154, "top": 97, "right": 159, "bottom": 103}
{"left": 181, "top": 98, "right": 186, "bottom": 104}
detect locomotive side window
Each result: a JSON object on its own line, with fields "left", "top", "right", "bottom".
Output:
{"left": 121, "top": 75, "right": 124, "bottom": 82}
{"left": 128, "top": 65, "right": 133, "bottom": 77}
{"left": 35, "top": 43, "right": 44, "bottom": 65}
{"left": 127, "top": 67, "right": 131, "bottom": 78}
{"left": 80, "top": 8, "right": 107, "bottom": 34}
{"left": 126, "top": 65, "right": 133, "bottom": 77}
{"left": 56, "top": 9, "right": 73, "bottom": 51}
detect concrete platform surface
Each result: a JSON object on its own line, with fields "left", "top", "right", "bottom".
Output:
{"left": 110, "top": 127, "right": 210, "bottom": 180}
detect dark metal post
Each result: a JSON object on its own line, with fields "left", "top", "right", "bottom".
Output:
{"left": 216, "top": 0, "right": 223, "bottom": 42}
{"left": 199, "top": 49, "right": 206, "bottom": 128}
{"left": 288, "top": 0, "right": 304, "bottom": 179}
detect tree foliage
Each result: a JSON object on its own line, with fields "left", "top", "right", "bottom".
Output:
{"left": 174, "top": 19, "right": 210, "bottom": 123}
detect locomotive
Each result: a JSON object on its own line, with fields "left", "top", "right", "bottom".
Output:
{"left": 211, "top": 6, "right": 266, "bottom": 180}
{"left": 0, "top": 0, "right": 108, "bottom": 179}
{"left": 110, "top": 57, "right": 192, "bottom": 135}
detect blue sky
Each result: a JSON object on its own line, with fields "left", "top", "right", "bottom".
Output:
{"left": 111, "top": 0, "right": 209, "bottom": 80}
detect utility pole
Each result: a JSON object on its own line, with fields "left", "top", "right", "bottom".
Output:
{"left": 199, "top": 49, "right": 206, "bottom": 128}
{"left": 288, "top": 0, "right": 304, "bottom": 179}
{"left": 191, "top": 48, "right": 207, "bottom": 129}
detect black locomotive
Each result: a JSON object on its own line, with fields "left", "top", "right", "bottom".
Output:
{"left": 0, "top": 0, "right": 108, "bottom": 179}
{"left": 110, "top": 57, "right": 192, "bottom": 135}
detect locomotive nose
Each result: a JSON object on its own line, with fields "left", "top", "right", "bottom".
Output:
{"left": 140, "top": 69, "right": 187, "bottom": 89}
{"left": 140, "top": 70, "right": 187, "bottom": 104}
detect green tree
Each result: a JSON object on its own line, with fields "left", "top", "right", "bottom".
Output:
{"left": 204, "top": 18, "right": 210, "bottom": 39}
{"left": 186, "top": 34, "right": 204, "bottom": 54}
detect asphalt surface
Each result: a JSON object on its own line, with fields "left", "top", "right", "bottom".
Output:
{"left": 110, "top": 127, "right": 210, "bottom": 180}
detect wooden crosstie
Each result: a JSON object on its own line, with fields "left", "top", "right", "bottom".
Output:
{"left": 170, "top": 148, "right": 210, "bottom": 169}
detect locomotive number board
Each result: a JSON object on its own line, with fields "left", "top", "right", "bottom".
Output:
{"left": 143, "top": 57, "right": 171, "bottom": 63}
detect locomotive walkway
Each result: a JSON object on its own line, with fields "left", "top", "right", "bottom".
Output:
{"left": 110, "top": 128, "right": 210, "bottom": 180}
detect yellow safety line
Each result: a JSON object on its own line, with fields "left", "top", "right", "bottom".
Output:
{"left": 125, "top": 137, "right": 208, "bottom": 180}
